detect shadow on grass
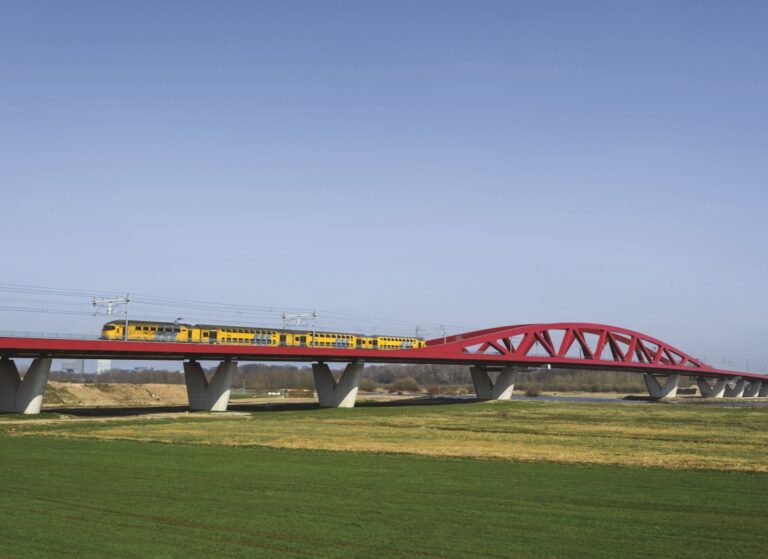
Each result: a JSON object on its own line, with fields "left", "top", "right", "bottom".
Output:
{"left": 232, "top": 395, "right": 481, "bottom": 413}
{"left": 36, "top": 395, "right": 481, "bottom": 418}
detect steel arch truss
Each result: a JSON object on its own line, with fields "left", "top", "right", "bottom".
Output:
{"left": 428, "top": 323, "right": 711, "bottom": 374}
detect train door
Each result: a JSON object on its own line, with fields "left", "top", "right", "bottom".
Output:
{"left": 356, "top": 339, "right": 362, "bottom": 349}
{"left": 280, "top": 334, "right": 286, "bottom": 346}
{"left": 372, "top": 339, "right": 378, "bottom": 349}
{"left": 209, "top": 331, "right": 217, "bottom": 344}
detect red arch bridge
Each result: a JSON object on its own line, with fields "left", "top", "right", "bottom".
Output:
{"left": 1, "top": 322, "right": 765, "bottom": 414}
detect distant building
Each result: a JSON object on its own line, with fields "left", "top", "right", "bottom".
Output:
{"left": 96, "top": 360, "right": 112, "bottom": 374}
{"left": 61, "top": 359, "right": 84, "bottom": 374}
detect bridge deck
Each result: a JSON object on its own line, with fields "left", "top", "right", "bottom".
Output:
{"left": 0, "top": 334, "right": 763, "bottom": 380}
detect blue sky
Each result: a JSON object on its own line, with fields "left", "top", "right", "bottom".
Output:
{"left": 1, "top": 1, "right": 766, "bottom": 369}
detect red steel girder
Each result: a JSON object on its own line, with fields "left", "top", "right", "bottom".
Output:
{"left": 0, "top": 322, "right": 764, "bottom": 381}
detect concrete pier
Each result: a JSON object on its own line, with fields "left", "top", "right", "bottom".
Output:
{"left": 470, "top": 366, "right": 516, "bottom": 400}
{"left": 696, "top": 377, "right": 727, "bottom": 398}
{"left": 312, "top": 362, "right": 363, "bottom": 408}
{"left": 0, "top": 357, "right": 52, "bottom": 414}
{"left": 643, "top": 373, "right": 680, "bottom": 399}
{"left": 742, "top": 380, "right": 762, "bottom": 398}
{"left": 183, "top": 359, "right": 237, "bottom": 411}
{"left": 724, "top": 378, "right": 746, "bottom": 398}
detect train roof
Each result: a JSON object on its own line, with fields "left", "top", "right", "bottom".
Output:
{"left": 104, "top": 319, "right": 186, "bottom": 326}
{"left": 194, "top": 324, "right": 365, "bottom": 336}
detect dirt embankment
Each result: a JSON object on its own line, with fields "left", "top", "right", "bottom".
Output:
{"left": 43, "top": 382, "right": 188, "bottom": 408}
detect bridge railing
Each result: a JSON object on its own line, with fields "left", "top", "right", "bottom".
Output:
{"left": 0, "top": 330, "right": 101, "bottom": 341}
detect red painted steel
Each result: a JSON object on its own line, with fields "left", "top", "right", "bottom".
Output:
{"left": 0, "top": 323, "right": 763, "bottom": 380}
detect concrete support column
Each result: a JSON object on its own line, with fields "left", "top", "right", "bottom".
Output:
{"left": 0, "top": 357, "right": 52, "bottom": 414}
{"left": 724, "top": 378, "right": 746, "bottom": 398}
{"left": 312, "top": 362, "right": 363, "bottom": 408}
{"left": 183, "top": 359, "right": 236, "bottom": 411}
{"left": 696, "top": 377, "right": 727, "bottom": 398}
{"left": 470, "top": 366, "right": 516, "bottom": 400}
{"left": 760, "top": 383, "right": 768, "bottom": 398}
{"left": 643, "top": 373, "right": 680, "bottom": 399}
{"left": 742, "top": 381, "right": 761, "bottom": 398}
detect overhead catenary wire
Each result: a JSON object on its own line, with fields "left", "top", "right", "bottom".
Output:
{"left": 0, "top": 282, "right": 475, "bottom": 338}
{"left": 1, "top": 283, "right": 765, "bottom": 367}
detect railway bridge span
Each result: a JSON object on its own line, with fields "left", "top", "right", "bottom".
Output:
{"left": 1, "top": 322, "right": 765, "bottom": 414}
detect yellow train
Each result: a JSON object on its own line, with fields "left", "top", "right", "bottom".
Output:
{"left": 100, "top": 320, "right": 426, "bottom": 350}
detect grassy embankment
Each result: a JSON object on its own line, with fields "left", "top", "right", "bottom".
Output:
{"left": 1, "top": 401, "right": 767, "bottom": 558}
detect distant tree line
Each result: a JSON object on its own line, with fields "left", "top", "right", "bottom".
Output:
{"left": 51, "top": 363, "right": 656, "bottom": 393}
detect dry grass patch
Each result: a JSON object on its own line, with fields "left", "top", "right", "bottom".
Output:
{"left": 2, "top": 400, "right": 767, "bottom": 472}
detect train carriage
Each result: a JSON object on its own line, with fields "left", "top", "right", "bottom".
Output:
{"left": 101, "top": 320, "right": 194, "bottom": 342}
{"left": 101, "top": 320, "right": 425, "bottom": 349}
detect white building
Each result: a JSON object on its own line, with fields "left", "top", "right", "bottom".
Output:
{"left": 96, "top": 360, "right": 112, "bottom": 374}
{"left": 61, "top": 359, "right": 84, "bottom": 374}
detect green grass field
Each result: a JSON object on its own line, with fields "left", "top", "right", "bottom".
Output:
{"left": 1, "top": 401, "right": 767, "bottom": 558}
{"left": 4, "top": 400, "right": 768, "bottom": 471}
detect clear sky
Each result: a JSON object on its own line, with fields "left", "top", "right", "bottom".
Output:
{"left": 1, "top": 1, "right": 766, "bottom": 370}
